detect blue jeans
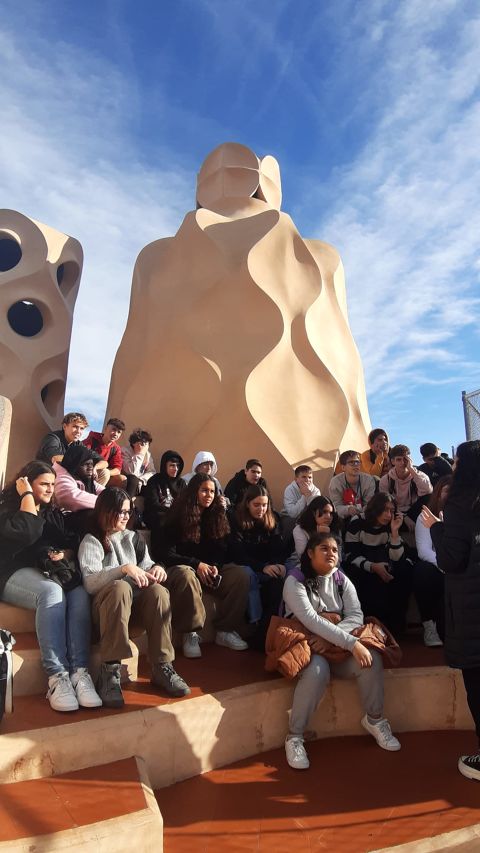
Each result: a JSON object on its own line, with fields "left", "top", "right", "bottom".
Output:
{"left": 2, "top": 568, "right": 92, "bottom": 677}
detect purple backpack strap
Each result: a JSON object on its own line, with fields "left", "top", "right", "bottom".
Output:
{"left": 333, "top": 569, "right": 345, "bottom": 596}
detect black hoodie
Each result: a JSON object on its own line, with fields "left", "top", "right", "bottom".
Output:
{"left": 224, "top": 469, "right": 269, "bottom": 508}
{"left": 143, "top": 450, "right": 186, "bottom": 528}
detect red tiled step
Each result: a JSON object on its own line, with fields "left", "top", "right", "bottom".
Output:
{"left": 156, "top": 730, "right": 480, "bottom": 853}
{"left": 0, "top": 756, "right": 161, "bottom": 850}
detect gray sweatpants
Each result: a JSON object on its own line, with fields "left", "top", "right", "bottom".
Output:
{"left": 289, "top": 650, "right": 384, "bottom": 736}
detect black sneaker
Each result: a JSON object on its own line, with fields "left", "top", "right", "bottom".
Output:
{"left": 96, "top": 663, "right": 124, "bottom": 708}
{"left": 458, "top": 752, "right": 480, "bottom": 781}
{"left": 151, "top": 662, "right": 191, "bottom": 697}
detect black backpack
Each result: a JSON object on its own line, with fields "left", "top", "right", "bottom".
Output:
{"left": 0, "top": 628, "right": 15, "bottom": 722}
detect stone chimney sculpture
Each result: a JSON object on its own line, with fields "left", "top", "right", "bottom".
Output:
{"left": 0, "top": 210, "right": 82, "bottom": 477}
{"left": 107, "top": 143, "right": 371, "bottom": 501}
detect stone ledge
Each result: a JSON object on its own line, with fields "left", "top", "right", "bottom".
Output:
{"left": 0, "top": 664, "right": 473, "bottom": 788}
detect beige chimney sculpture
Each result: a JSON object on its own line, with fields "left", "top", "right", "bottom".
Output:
{"left": 107, "top": 143, "right": 371, "bottom": 502}
{"left": 0, "top": 210, "right": 82, "bottom": 477}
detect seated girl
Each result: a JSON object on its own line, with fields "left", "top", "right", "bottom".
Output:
{"left": 343, "top": 493, "right": 413, "bottom": 635}
{"left": 414, "top": 474, "right": 452, "bottom": 647}
{"left": 228, "top": 485, "right": 286, "bottom": 649}
{"left": 0, "top": 461, "right": 101, "bottom": 712}
{"left": 78, "top": 488, "right": 190, "bottom": 707}
{"left": 283, "top": 531, "right": 400, "bottom": 769}
{"left": 293, "top": 496, "right": 341, "bottom": 561}
{"left": 161, "top": 473, "right": 249, "bottom": 657}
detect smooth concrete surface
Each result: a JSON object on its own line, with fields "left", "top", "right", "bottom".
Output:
{"left": 0, "top": 663, "right": 473, "bottom": 789}
{"left": 0, "top": 210, "right": 82, "bottom": 477}
{"left": 107, "top": 142, "right": 371, "bottom": 503}
{"left": 0, "top": 395, "right": 11, "bottom": 489}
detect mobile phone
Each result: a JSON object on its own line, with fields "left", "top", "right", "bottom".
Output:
{"left": 210, "top": 574, "right": 222, "bottom": 589}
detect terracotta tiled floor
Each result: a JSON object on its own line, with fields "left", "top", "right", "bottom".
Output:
{"left": 0, "top": 758, "right": 146, "bottom": 841}
{"left": 156, "top": 731, "right": 480, "bottom": 853}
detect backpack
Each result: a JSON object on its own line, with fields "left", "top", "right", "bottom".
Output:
{"left": 0, "top": 629, "right": 15, "bottom": 722}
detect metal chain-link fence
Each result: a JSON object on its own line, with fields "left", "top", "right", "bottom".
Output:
{"left": 462, "top": 389, "right": 480, "bottom": 440}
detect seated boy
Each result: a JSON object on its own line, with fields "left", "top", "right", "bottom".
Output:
{"left": 418, "top": 442, "right": 452, "bottom": 487}
{"left": 36, "top": 412, "right": 109, "bottom": 484}
{"left": 283, "top": 465, "right": 321, "bottom": 519}
{"left": 329, "top": 450, "right": 376, "bottom": 519}
{"left": 121, "top": 428, "right": 156, "bottom": 496}
{"left": 224, "top": 459, "right": 270, "bottom": 508}
{"left": 379, "top": 444, "right": 432, "bottom": 529}
{"left": 84, "top": 418, "right": 127, "bottom": 488}
{"left": 360, "top": 429, "right": 391, "bottom": 477}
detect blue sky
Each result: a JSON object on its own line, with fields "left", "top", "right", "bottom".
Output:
{"left": 1, "top": 0, "right": 480, "bottom": 463}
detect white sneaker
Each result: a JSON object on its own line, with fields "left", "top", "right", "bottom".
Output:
{"left": 47, "top": 672, "right": 79, "bottom": 712}
{"left": 215, "top": 630, "right": 248, "bottom": 651}
{"left": 423, "top": 620, "right": 443, "bottom": 647}
{"left": 361, "top": 715, "right": 401, "bottom": 751}
{"left": 285, "top": 736, "right": 310, "bottom": 770}
{"left": 183, "top": 632, "right": 202, "bottom": 658}
{"left": 71, "top": 668, "right": 103, "bottom": 708}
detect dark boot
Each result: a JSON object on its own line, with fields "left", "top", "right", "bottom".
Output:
{"left": 151, "top": 662, "right": 190, "bottom": 697}
{"left": 96, "top": 662, "right": 124, "bottom": 708}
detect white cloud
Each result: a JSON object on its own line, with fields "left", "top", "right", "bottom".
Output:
{"left": 0, "top": 24, "right": 192, "bottom": 425}
{"left": 312, "top": 2, "right": 480, "bottom": 404}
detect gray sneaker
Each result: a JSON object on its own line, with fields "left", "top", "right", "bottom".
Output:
{"left": 151, "top": 662, "right": 191, "bottom": 697}
{"left": 96, "top": 663, "right": 124, "bottom": 708}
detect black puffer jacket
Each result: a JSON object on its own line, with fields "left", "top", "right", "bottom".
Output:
{"left": 431, "top": 495, "right": 480, "bottom": 669}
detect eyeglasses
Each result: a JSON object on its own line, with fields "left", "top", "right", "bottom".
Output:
{"left": 118, "top": 510, "right": 131, "bottom": 518}
{"left": 346, "top": 459, "right": 361, "bottom": 466}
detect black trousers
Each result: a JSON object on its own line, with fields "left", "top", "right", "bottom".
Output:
{"left": 413, "top": 560, "right": 445, "bottom": 637}
{"left": 346, "top": 557, "right": 413, "bottom": 636}
{"left": 462, "top": 667, "right": 480, "bottom": 745}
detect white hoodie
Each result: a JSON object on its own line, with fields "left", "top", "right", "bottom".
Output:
{"left": 182, "top": 451, "right": 223, "bottom": 492}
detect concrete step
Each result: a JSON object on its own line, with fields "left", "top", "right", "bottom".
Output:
{"left": 0, "top": 755, "right": 162, "bottom": 852}
{"left": 10, "top": 630, "right": 147, "bottom": 696}
{"left": 0, "top": 643, "right": 473, "bottom": 788}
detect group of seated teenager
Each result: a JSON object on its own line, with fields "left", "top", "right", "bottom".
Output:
{"left": 0, "top": 415, "right": 456, "bottom": 773}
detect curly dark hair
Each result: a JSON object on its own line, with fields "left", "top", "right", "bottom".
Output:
{"left": 128, "top": 428, "right": 153, "bottom": 447}
{"left": 235, "top": 485, "right": 276, "bottom": 531}
{"left": 87, "top": 487, "right": 132, "bottom": 552}
{"left": 300, "top": 531, "right": 340, "bottom": 581}
{"left": 165, "top": 473, "right": 230, "bottom": 543}
{"left": 0, "top": 460, "right": 55, "bottom": 512}
{"left": 297, "top": 495, "right": 340, "bottom": 536}
{"left": 364, "top": 492, "right": 396, "bottom": 526}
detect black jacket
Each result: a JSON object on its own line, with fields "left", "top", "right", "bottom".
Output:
{"left": 143, "top": 451, "right": 186, "bottom": 529}
{"left": 431, "top": 495, "right": 480, "bottom": 669}
{"left": 224, "top": 470, "right": 269, "bottom": 508}
{"left": 0, "top": 505, "right": 77, "bottom": 596}
{"left": 227, "top": 513, "right": 284, "bottom": 572}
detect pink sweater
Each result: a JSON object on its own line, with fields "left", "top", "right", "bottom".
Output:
{"left": 53, "top": 463, "right": 104, "bottom": 512}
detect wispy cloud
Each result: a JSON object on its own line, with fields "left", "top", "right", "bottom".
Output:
{"left": 310, "top": 0, "right": 480, "bottom": 415}
{"left": 0, "top": 22, "right": 192, "bottom": 424}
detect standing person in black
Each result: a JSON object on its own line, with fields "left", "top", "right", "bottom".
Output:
{"left": 421, "top": 440, "right": 480, "bottom": 782}
{"left": 143, "top": 451, "right": 187, "bottom": 560}
{"left": 228, "top": 485, "right": 286, "bottom": 650}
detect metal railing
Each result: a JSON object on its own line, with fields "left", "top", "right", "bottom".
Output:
{"left": 462, "top": 389, "right": 480, "bottom": 440}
